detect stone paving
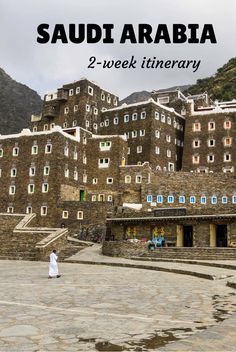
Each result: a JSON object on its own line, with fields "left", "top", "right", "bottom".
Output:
{"left": 0, "top": 246, "right": 235, "bottom": 351}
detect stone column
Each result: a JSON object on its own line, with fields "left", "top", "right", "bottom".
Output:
{"left": 176, "top": 225, "right": 183, "bottom": 247}
{"left": 210, "top": 224, "right": 216, "bottom": 247}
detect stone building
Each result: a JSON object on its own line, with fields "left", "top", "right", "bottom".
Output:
{"left": 1, "top": 77, "right": 236, "bottom": 247}
{"left": 98, "top": 99, "right": 185, "bottom": 171}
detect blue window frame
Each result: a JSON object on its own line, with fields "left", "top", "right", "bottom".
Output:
{"left": 232, "top": 195, "right": 236, "bottom": 204}
{"left": 157, "top": 195, "right": 163, "bottom": 203}
{"left": 147, "top": 195, "right": 153, "bottom": 203}
{"left": 200, "top": 196, "right": 207, "bottom": 204}
{"left": 211, "top": 196, "right": 217, "bottom": 204}
{"left": 222, "top": 196, "right": 228, "bottom": 204}
{"left": 179, "top": 196, "right": 185, "bottom": 204}
{"left": 167, "top": 195, "right": 174, "bottom": 203}
{"left": 190, "top": 196, "right": 196, "bottom": 204}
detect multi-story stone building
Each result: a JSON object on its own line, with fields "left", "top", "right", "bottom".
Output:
{"left": 1, "top": 77, "right": 236, "bottom": 247}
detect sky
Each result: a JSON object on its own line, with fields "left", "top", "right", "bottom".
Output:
{"left": 0, "top": 0, "right": 235, "bottom": 99}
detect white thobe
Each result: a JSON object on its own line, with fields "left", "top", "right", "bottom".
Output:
{"left": 49, "top": 252, "right": 59, "bottom": 277}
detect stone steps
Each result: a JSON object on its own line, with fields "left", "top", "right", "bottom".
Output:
{"left": 58, "top": 244, "right": 86, "bottom": 261}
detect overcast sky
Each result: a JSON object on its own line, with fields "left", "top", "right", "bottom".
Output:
{"left": 0, "top": 0, "right": 235, "bottom": 99}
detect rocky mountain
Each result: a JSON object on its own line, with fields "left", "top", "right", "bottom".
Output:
{"left": 0, "top": 68, "right": 42, "bottom": 135}
{"left": 185, "top": 57, "right": 236, "bottom": 101}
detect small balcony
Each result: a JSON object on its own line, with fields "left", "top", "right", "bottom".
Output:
{"left": 57, "top": 89, "right": 68, "bottom": 101}
{"left": 43, "top": 104, "right": 59, "bottom": 117}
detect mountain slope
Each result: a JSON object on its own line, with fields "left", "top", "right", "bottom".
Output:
{"left": 185, "top": 57, "right": 236, "bottom": 101}
{"left": 0, "top": 68, "right": 42, "bottom": 135}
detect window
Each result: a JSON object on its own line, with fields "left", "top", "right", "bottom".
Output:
{"left": 114, "top": 117, "right": 119, "bottom": 125}
{"left": 140, "top": 129, "right": 145, "bottom": 136}
{"left": 167, "top": 195, "right": 174, "bottom": 203}
{"left": 11, "top": 168, "right": 17, "bottom": 177}
{"left": 63, "top": 122, "right": 68, "bottom": 128}
{"left": 107, "top": 95, "right": 111, "bottom": 103}
{"left": 64, "top": 146, "right": 69, "bottom": 156}
{"left": 224, "top": 137, "right": 232, "bottom": 147}
{"left": 64, "top": 107, "right": 69, "bottom": 114}
{"left": 77, "top": 211, "right": 83, "bottom": 219}
{"left": 44, "top": 166, "right": 50, "bottom": 176}
{"left": 157, "top": 195, "right": 163, "bottom": 203}
{"left": 224, "top": 153, "right": 231, "bottom": 162}
{"left": 155, "top": 130, "right": 160, "bottom": 138}
{"left": 155, "top": 111, "right": 160, "bottom": 120}
{"left": 91, "top": 195, "right": 97, "bottom": 202}
{"left": 72, "top": 120, "right": 77, "bottom": 127}
{"left": 28, "top": 184, "right": 35, "bottom": 194}
{"left": 44, "top": 124, "right": 48, "bottom": 131}
{"left": 42, "top": 183, "right": 49, "bottom": 193}
{"left": 132, "top": 113, "right": 137, "bottom": 121}
{"left": 155, "top": 146, "right": 160, "bottom": 154}
{"left": 74, "top": 105, "right": 78, "bottom": 112}
{"left": 105, "top": 119, "right": 109, "bottom": 127}
{"left": 76, "top": 86, "right": 80, "bottom": 94}
{"left": 62, "top": 211, "right": 69, "bottom": 219}
{"left": 92, "top": 178, "right": 98, "bottom": 184}
{"left": 65, "top": 168, "right": 69, "bottom": 178}
{"left": 147, "top": 195, "right": 153, "bottom": 203}
{"left": 26, "top": 206, "right": 32, "bottom": 214}
{"left": 222, "top": 196, "right": 228, "bottom": 204}
{"left": 124, "top": 114, "right": 129, "bottom": 123}
{"left": 0, "top": 149, "right": 3, "bottom": 157}
{"left": 193, "top": 122, "right": 201, "bottom": 131}
{"left": 166, "top": 135, "right": 171, "bottom": 143}
{"left": 98, "top": 194, "right": 105, "bottom": 202}
{"left": 99, "top": 158, "right": 110, "bottom": 168}
{"left": 31, "top": 145, "right": 38, "bottom": 154}
{"left": 83, "top": 174, "right": 87, "bottom": 183}
{"left": 113, "top": 98, "right": 118, "bottom": 106}
{"left": 190, "top": 196, "right": 196, "bottom": 204}
{"left": 168, "top": 162, "right": 175, "bottom": 171}
{"left": 85, "top": 120, "right": 89, "bottom": 128}
{"left": 179, "top": 196, "right": 185, "bottom": 204}
{"left": 132, "top": 131, "right": 137, "bottom": 138}
{"left": 137, "top": 146, "right": 142, "bottom": 153}
{"left": 74, "top": 170, "right": 78, "bottom": 180}
{"left": 135, "top": 175, "right": 142, "bottom": 183}
{"left": 192, "top": 155, "right": 200, "bottom": 164}
{"left": 50, "top": 123, "right": 55, "bottom": 129}
{"left": 140, "top": 111, "right": 146, "bottom": 119}
{"left": 207, "top": 154, "right": 214, "bottom": 163}
{"left": 9, "top": 185, "right": 15, "bottom": 195}
{"left": 193, "top": 140, "right": 200, "bottom": 148}
{"left": 211, "top": 196, "right": 217, "bottom": 204}
{"left": 41, "top": 206, "right": 47, "bottom": 216}
{"left": 7, "top": 207, "right": 14, "bottom": 213}
{"left": 88, "top": 86, "right": 93, "bottom": 96}
{"left": 107, "top": 177, "right": 113, "bottom": 184}
{"left": 13, "top": 147, "right": 19, "bottom": 156}
{"left": 83, "top": 154, "right": 87, "bottom": 164}
{"left": 224, "top": 120, "right": 231, "bottom": 129}
{"left": 101, "top": 92, "right": 105, "bottom": 101}
{"left": 167, "top": 116, "right": 171, "bottom": 125}
{"left": 94, "top": 107, "right": 98, "bottom": 115}
{"left": 200, "top": 196, "right": 207, "bottom": 204}
{"left": 208, "top": 121, "right": 215, "bottom": 131}
{"left": 107, "top": 195, "right": 113, "bottom": 202}
{"left": 93, "top": 123, "right": 97, "bottom": 130}
{"left": 161, "top": 114, "right": 165, "bottom": 123}
{"left": 45, "top": 144, "right": 52, "bottom": 154}
{"left": 127, "top": 147, "right": 130, "bottom": 155}
{"left": 125, "top": 175, "right": 131, "bottom": 183}
{"left": 208, "top": 139, "right": 215, "bottom": 147}
{"left": 29, "top": 167, "right": 36, "bottom": 176}
{"left": 33, "top": 126, "right": 37, "bottom": 132}
{"left": 232, "top": 195, "right": 236, "bottom": 204}
{"left": 83, "top": 136, "right": 87, "bottom": 145}
{"left": 167, "top": 150, "right": 171, "bottom": 158}
{"left": 99, "top": 141, "right": 111, "bottom": 151}
{"left": 69, "top": 89, "right": 74, "bottom": 96}
{"left": 86, "top": 104, "right": 90, "bottom": 112}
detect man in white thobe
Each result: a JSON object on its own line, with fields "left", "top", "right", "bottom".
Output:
{"left": 48, "top": 249, "right": 61, "bottom": 278}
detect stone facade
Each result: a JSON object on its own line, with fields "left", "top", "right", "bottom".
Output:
{"left": 1, "top": 77, "right": 236, "bottom": 249}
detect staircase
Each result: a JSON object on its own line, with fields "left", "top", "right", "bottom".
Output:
{"left": 58, "top": 237, "right": 93, "bottom": 261}
{"left": 141, "top": 247, "right": 236, "bottom": 260}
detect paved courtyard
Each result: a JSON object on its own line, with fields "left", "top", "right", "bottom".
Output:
{"left": 0, "top": 259, "right": 236, "bottom": 351}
